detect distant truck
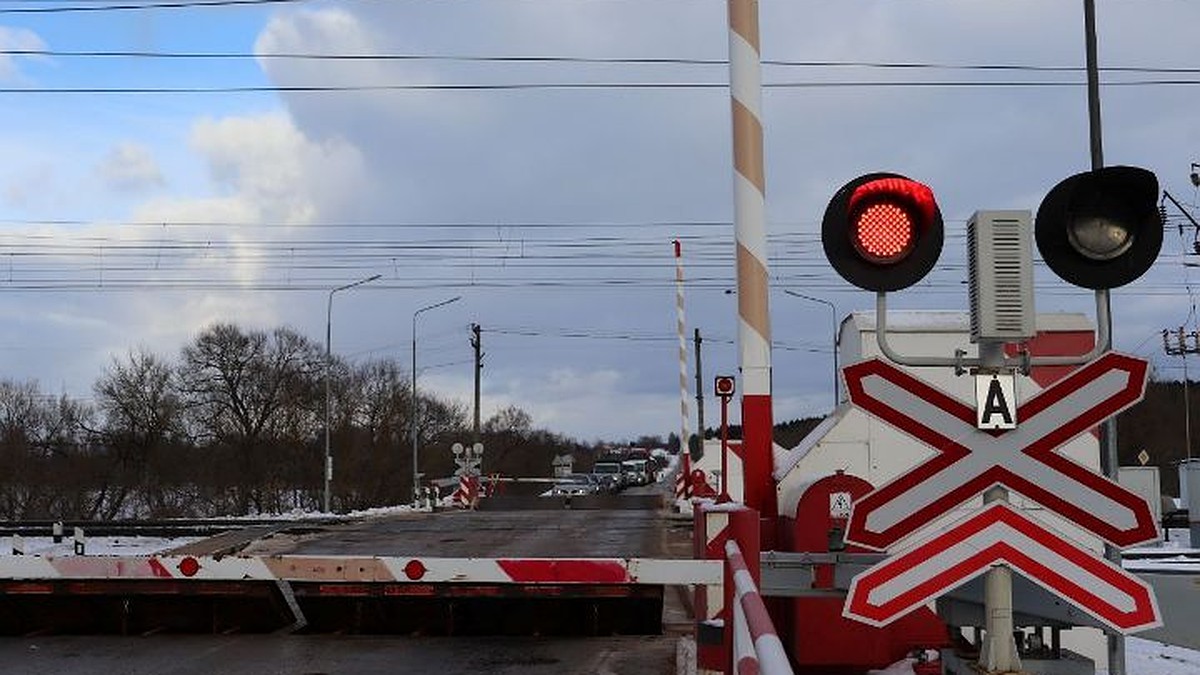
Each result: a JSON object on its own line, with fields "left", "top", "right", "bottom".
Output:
{"left": 621, "top": 458, "right": 652, "bottom": 486}
{"left": 592, "top": 459, "right": 625, "bottom": 492}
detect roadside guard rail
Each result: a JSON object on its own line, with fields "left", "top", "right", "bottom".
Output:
{"left": 725, "top": 539, "right": 793, "bottom": 675}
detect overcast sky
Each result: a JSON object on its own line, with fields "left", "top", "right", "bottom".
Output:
{"left": 0, "top": 0, "right": 1196, "bottom": 443}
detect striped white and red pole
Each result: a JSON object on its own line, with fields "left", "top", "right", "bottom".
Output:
{"left": 674, "top": 240, "right": 692, "bottom": 460}
{"left": 676, "top": 451, "right": 691, "bottom": 500}
{"left": 727, "top": 0, "right": 774, "bottom": 518}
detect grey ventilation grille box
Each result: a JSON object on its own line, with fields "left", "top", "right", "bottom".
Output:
{"left": 967, "top": 210, "right": 1035, "bottom": 342}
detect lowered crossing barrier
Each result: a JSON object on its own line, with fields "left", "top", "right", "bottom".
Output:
{"left": 726, "top": 539, "right": 792, "bottom": 675}
{"left": 0, "top": 553, "right": 721, "bottom": 586}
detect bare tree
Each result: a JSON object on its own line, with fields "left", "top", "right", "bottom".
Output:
{"left": 482, "top": 405, "right": 532, "bottom": 435}
{"left": 93, "top": 348, "right": 184, "bottom": 517}
{"left": 333, "top": 357, "right": 467, "bottom": 509}
{"left": 0, "top": 380, "right": 46, "bottom": 518}
{"left": 330, "top": 358, "right": 413, "bottom": 508}
{"left": 177, "top": 324, "right": 323, "bottom": 513}
{"left": 0, "top": 381, "right": 96, "bottom": 519}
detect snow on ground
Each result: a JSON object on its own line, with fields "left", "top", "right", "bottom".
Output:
{"left": 0, "top": 496, "right": 1195, "bottom": 674}
{"left": 2, "top": 536, "right": 201, "bottom": 557}
{"left": 1110, "top": 638, "right": 1200, "bottom": 675}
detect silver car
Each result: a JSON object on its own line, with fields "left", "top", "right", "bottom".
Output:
{"left": 550, "top": 473, "right": 600, "bottom": 497}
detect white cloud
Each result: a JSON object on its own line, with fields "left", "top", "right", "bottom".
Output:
{"left": 0, "top": 26, "right": 44, "bottom": 83}
{"left": 3, "top": 162, "right": 54, "bottom": 209}
{"left": 95, "top": 142, "right": 165, "bottom": 193}
{"left": 0, "top": 1, "right": 1197, "bottom": 444}
{"left": 185, "top": 112, "right": 365, "bottom": 226}
{"left": 0, "top": 108, "right": 370, "bottom": 399}
{"left": 107, "top": 110, "right": 371, "bottom": 349}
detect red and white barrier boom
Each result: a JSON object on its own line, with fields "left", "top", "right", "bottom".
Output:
{"left": 726, "top": 539, "right": 792, "bottom": 675}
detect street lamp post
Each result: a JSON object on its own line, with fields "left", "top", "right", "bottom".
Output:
{"left": 324, "top": 274, "right": 381, "bottom": 513}
{"left": 783, "top": 290, "right": 840, "bottom": 410}
{"left": 411, "top": 296, "right": 462, "bottom": 505}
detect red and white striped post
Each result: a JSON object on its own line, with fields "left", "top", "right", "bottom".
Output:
{"left": 727, "top": 0, "right": 775, "bottom": 520}
{"left": 676, "top": 451, "right": 692, "bottom": 501}
{"left": 674, "top": 240, "right": 692, "bottom": 459}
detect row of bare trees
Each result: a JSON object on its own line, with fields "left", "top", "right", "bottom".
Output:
{"left": 0, "top": 323, "right": 580, "bottom": 520}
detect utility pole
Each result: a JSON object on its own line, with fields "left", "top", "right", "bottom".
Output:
{"left": 1164, "top": 327, "right": 1198, "bottom": 461}
{"left": 694, "top": 328, "right": 705, "bottom": 446}
{"left": 471, "top": 323, "right": 483, "bottom": 443}
{"left": 1082, "top": 2, "right": 1126, "bottom": 670}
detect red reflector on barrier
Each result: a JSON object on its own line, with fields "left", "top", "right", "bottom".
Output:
{"left": 403, "top": 559, "right": 427, "bottom": 581}
{"left": 177, "top": 557, "right": 201, "bottom": 578}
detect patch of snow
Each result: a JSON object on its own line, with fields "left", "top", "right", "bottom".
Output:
{"left": 1101, "top": 638, "right": 1200, "bottom": 675}
{"left": 2, "top": 536, "right": 201, "bottom": 557}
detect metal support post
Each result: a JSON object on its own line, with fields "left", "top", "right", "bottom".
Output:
{"left": 694, "top": 328, "right": 705, "bottom": 443}
{"left": 411, "top": 296, "right": 461, "bottom": 505}
{"left": 977, "top": 341, "right": 1021, "bottom": 674}
{"left": 471, "top": 323, "right": 483, "bottom": 444}
{"left": 719, "top": 393, "right": 731, "bottom": 502}
{"left": 324, "top": 274, "right": 380, "bottom": 513}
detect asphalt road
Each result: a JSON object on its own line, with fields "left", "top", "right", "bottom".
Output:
{"left": 243, "top": 494, "right": 680, "bottom": 559}
{"left": 0, "top": 635, "right": 681, "bottom": 675}
{"left": 0, "top": 485, "right": 694, "bottom": 674}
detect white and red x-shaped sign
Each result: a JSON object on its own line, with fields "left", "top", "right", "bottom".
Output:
{"left": 843, "top": 501, "right": 1161, "bottom": 633}
{"left": 843, "top": 352, "right": 1158, "bottom": 551}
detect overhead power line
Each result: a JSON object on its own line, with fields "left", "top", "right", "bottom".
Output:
{"left": 2, "top": 48, "right": 1197, "bottom": 77}
{"left": 1, "top": 80, "right": 1199, "bottom": 95}
{"left": 0, "top": 0, "right": 304, "bottom": 13}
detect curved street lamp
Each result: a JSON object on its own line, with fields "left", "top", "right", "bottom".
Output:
{"left": 783, "top": 290, "right": 840, "bottom": 411}
{"left": 411, "top": 295, "right": 462, "bottom": 504}
{"left": 324, "top": 273, "right": 381, "bottom": 513}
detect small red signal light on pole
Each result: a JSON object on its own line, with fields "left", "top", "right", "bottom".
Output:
{"left": 714, "top": 375, "right": 736, "bottom": 398}
{"left": 823, "top": 173, "right": 943, "bottom": 292}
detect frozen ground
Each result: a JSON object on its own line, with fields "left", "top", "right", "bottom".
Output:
{"left": 2, "top": 535, "right": 201, "bottom": 557}
{"left": 1, "top": 505, "right": 1196, "bottom": 674}
{"left": 1109, "top": 638, "right": 1200, "bottom": 675}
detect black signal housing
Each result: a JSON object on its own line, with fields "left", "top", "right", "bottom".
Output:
{"left": 1035, "top": 166, "right": 1162, "bottom": 290}
{"left": 822, "top": 172, "right": 945, "bottom": 292}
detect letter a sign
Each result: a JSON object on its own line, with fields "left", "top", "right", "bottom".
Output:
{"left": 976, "top": 373, "right": 1016, "bottom": 430}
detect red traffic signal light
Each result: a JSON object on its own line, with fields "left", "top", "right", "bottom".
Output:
{"left": 1035, "top": 166, "right": 1161, "bottom": 290}
{"left": 822, "top": 173, "right": 944, "bottom": 292}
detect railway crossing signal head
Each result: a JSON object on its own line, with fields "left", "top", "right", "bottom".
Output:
{"left": 1035, "top": 166, "right": 1162, "bottom": 290}
{"left": 714, "top": 375, "right": 735, "bottom": 398}
{"left": 822, "top": 173, "right": 944, "bottom": 292}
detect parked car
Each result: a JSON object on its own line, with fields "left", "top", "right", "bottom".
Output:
{"left": 550, "top": 473, "right": 600, "bottom": 497}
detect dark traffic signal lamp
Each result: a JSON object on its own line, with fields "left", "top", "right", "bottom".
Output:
{"left": 1035, "top": 166, "right": 1162, "bottom": 290}
{"left": 714, "top": 375, "right": 735, "bottom": 398}
{"left": 822, "top": 173, "right": 944, "bottom": 292}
